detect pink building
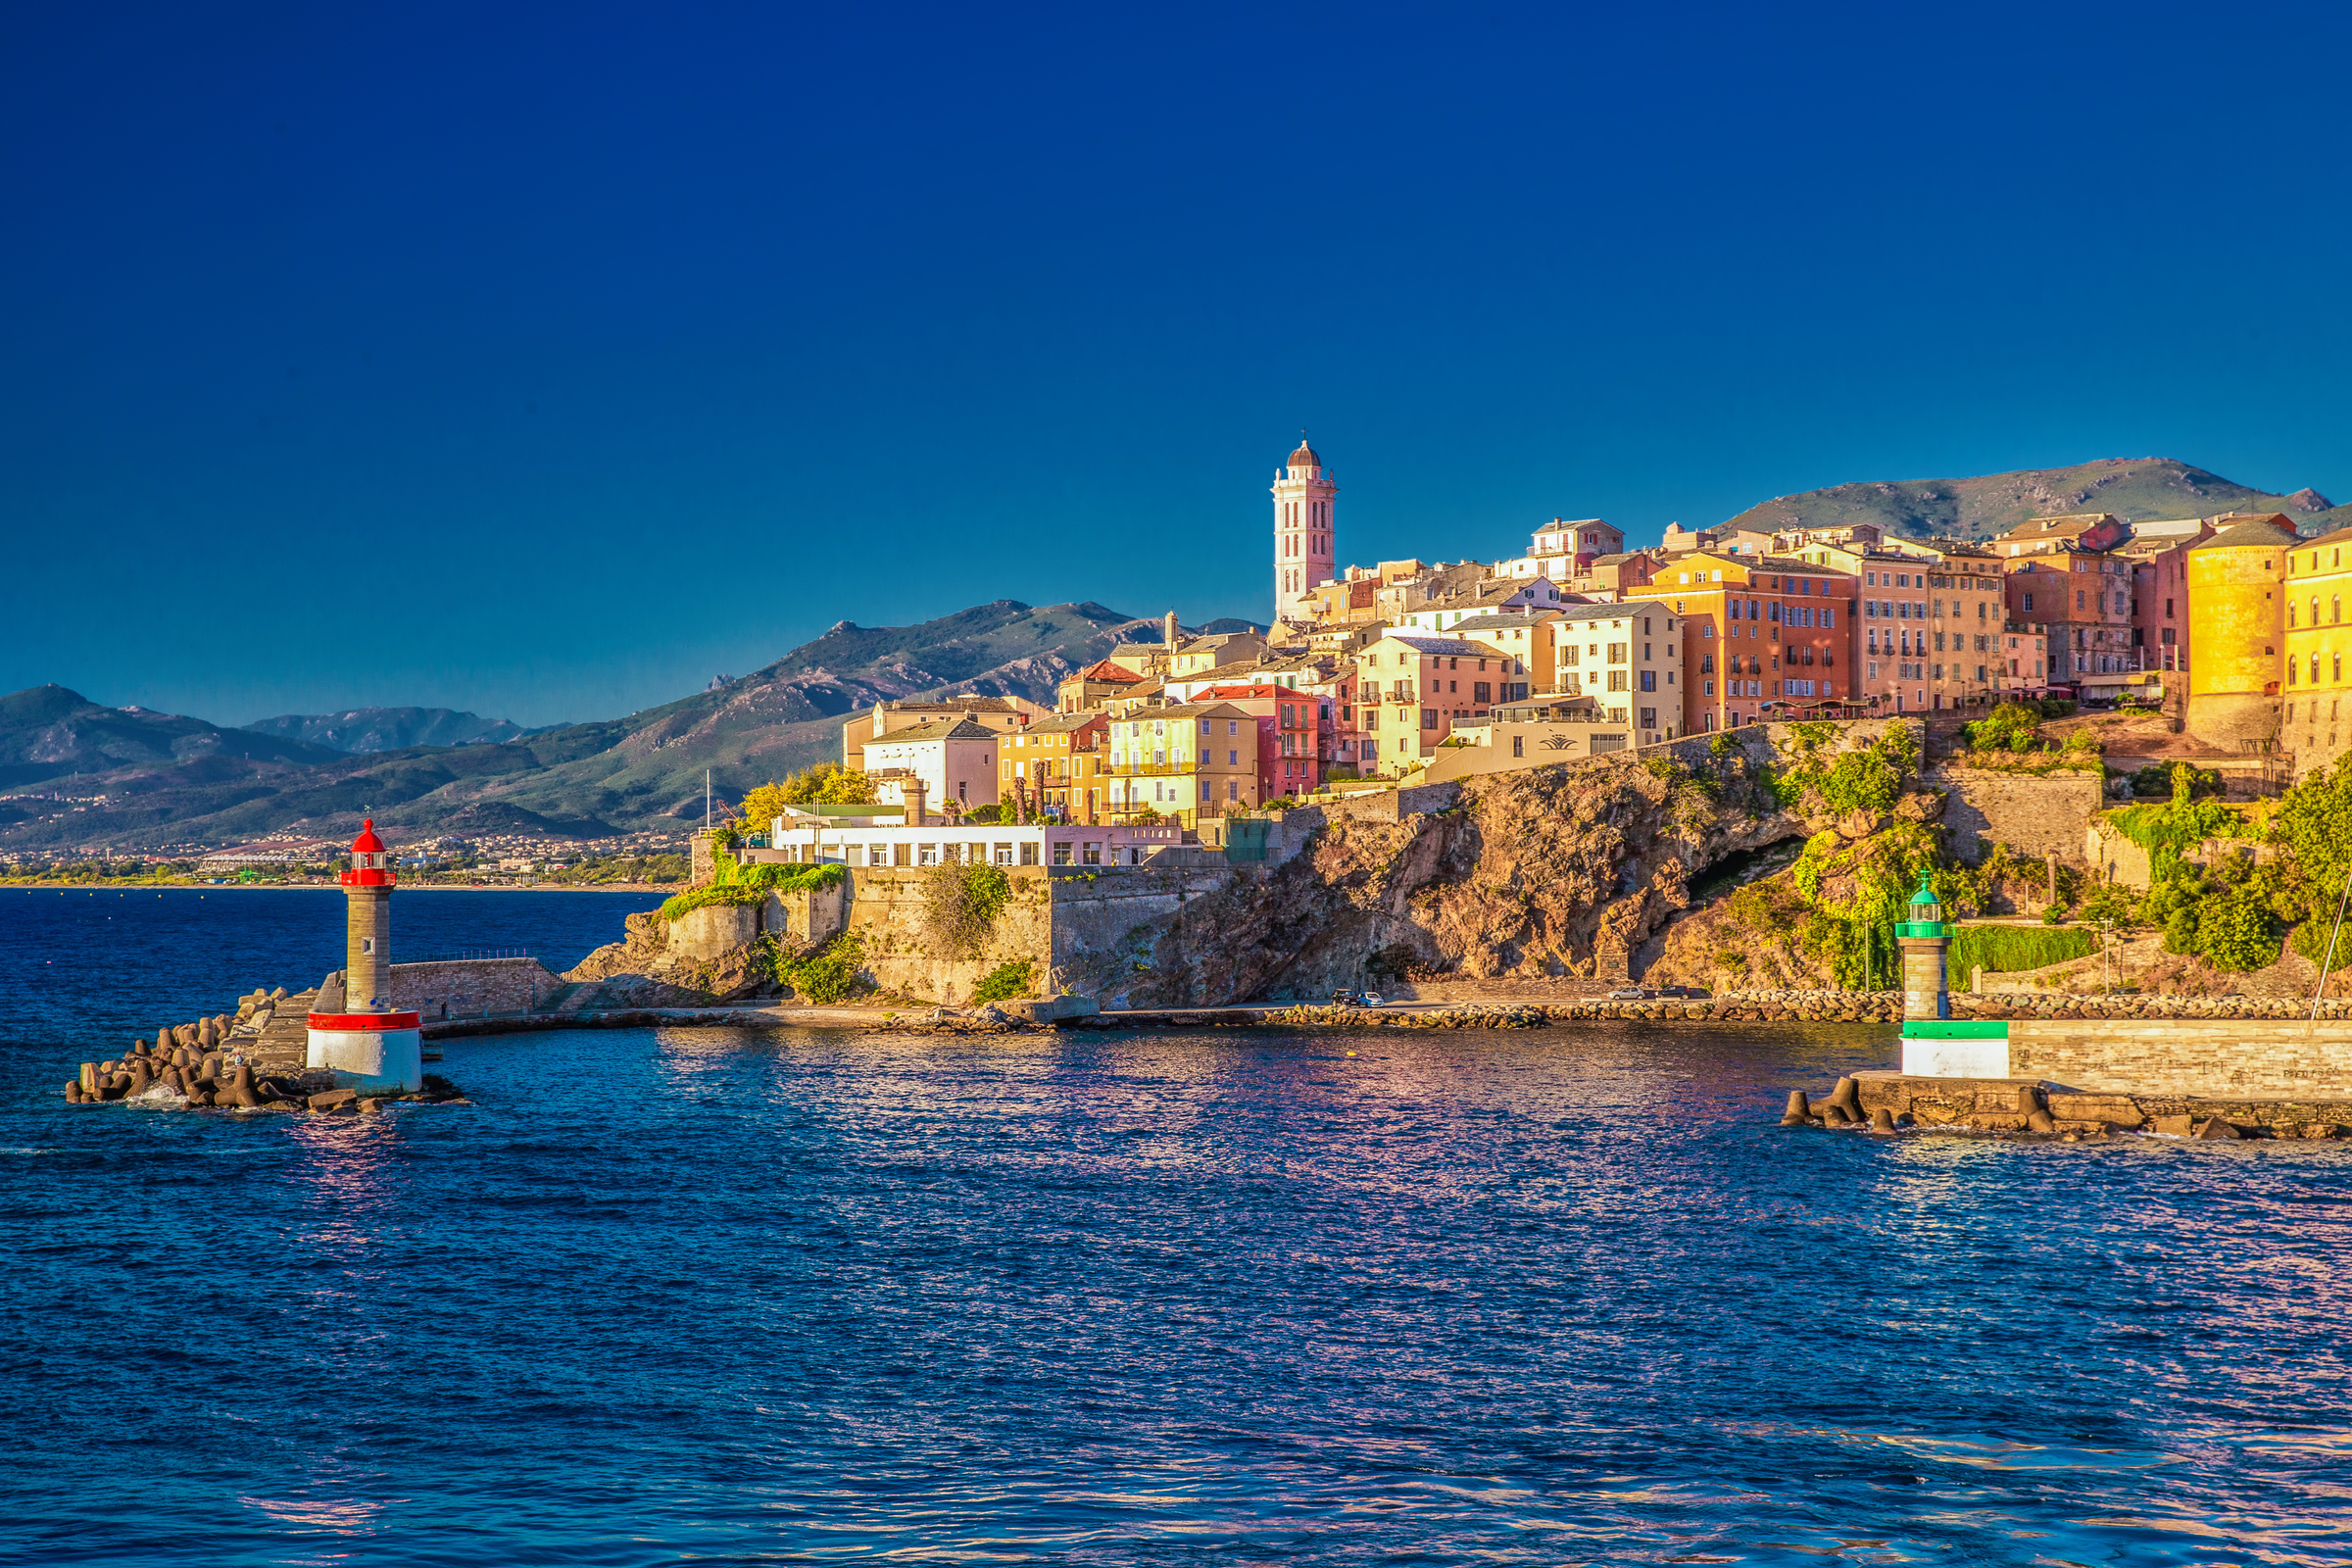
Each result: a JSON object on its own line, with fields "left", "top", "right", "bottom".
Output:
{"left": 1272, "top": 436, "right": 1337, "bottom": 619}
{"left": 1200, "top": 682, "right": 1332, "bottom": 798}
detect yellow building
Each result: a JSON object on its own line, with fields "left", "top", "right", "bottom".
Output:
{"left": 2184, "top": 516, "right": 2296, "bottom": 751}
{"left": 2283, "top": 524, "right": 2352, "bottom": 777}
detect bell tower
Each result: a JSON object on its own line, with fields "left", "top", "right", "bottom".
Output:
{"left": 1271, "top": 434, "right": 1337, "bottom": 618}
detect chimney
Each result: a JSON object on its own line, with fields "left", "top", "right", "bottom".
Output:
{"left": 1163, "top": 609, "right": 1179, "bottom": 656}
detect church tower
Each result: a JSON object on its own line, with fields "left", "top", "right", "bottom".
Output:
{"left": 1271, "top": 435, "right": 1337, "bottom": 618}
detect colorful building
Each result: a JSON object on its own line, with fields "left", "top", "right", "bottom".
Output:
{"left": 1856, "top": 546, "right": 2009, "bottom": 711}
{"left": 2001, "top": 546, "right": 2138, "bottom": 696}
{"left": 1352, "top": 633, "right": 1510, "bottom": 774}
{"left": 2283, "top": 525, "right": 2352, "bottom": 776}
{"left": 997, "top": 711, "right": 1107, "bottom": 822}
{"left": 1651, "top": 554, "right": 1854, "bottom": 731}
{"left": 1101, "top": 701, "right": 1259, "bottom": 824}
{"left": 2184, "top": 515, "right": 2297, "bottom": 750}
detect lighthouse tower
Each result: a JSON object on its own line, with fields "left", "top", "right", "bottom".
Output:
{"left": 306, "top": 818, "right": 423, "bottom": 1093}
{"left": 1271, "top": 435, "right": 1337, "bottom": 618}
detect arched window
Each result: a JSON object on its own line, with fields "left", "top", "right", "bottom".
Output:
{"left": 2316, "top": 598, "right": 2325, "bottom": 626}
{"left": 2290, "top": 659, "right": 2300, "bottom": 685}
{"left": 2335, "top": 596, "right": 2342, "bottom": 624}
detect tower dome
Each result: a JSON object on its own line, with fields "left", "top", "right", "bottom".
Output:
{"left": 1287, "top": 437, "right": 1322, "bottom": 470}
{"left": 350, "top": 817, "right": 386, "bottom": 855}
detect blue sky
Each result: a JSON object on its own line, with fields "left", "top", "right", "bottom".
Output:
{"left": 5, "top": 1, "right": 2349, "bottom": 727}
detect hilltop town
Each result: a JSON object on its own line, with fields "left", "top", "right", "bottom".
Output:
{"left": 830, "top": 438, "right": 2327, "bottom": 834}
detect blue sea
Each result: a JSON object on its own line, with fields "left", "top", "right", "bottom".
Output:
{"left": 5, "top": 889, "right": 2352, "bottom": 1565}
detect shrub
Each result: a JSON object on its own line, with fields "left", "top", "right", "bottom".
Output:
{"left": 2198, "top": 893, "right": 2279, "bottom": 972}
{"left": 1965, "top": 702, "right": 2043, "bottom": 754}
{"left": 970, "top": 957, "right": 1035, "bottom": 1004}
{"left": 2292, "top": 919, "right": 2352, "bottom": 971}
{"left": 1949, "top": 924, "right": 2095, "bottom": 976}
{"left": 921, "top": 861, "right": 1010, "bottom": 958}
{"left": 787, "top": 933, "right": 867, "bottom": 1004}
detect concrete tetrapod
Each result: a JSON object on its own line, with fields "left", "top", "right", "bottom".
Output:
{"left": 1781, "top": 1091, "right": 1812, "bottom": 1127}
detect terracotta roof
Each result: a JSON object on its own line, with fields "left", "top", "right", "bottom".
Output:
{"left": 865, "top": 718, "right": 998, "bottom": 744}
{"left": 1071, "top": 660, "right": 1146, "bottom": 682}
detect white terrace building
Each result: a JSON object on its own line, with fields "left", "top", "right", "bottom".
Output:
{"left": 760, "top": 809, "right": 1180, "bottom": 868}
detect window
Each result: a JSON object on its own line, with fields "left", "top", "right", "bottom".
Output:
{"left": 1512, "top": 734, "right": 1524, "bottom": 758}
{"left": 1421, "top": 709, "right": 1437, "bottom": 730}
{"left": 1020, "top": 842, "right": 1039, "bottom": 866}
{"left": 1640, "top": 669, "right": 1656, "bottom": 691}
{"left": 994, "top": 843, "right": 1014, "bottom": 865}
{"left": 1053, "top": 842, "right": 1071, "bottom": 865}
{"left": 1608, "top": 643, "right": 1629, "bottom": 663}
{"left": 1083, "top": 842, "right": 1102, "bottom": 865}
{"left": 1607, "top": 670, "right": 1630, "bottom": 691}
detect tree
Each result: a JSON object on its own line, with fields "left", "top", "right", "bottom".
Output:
{"left": 2274, "top": 756, "right": 2352, "bottom": 923}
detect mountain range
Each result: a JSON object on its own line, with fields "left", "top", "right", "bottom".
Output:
{"left": 1720, "top": 457, "right": 2348, "bottom": 542}
{"left": 0, "top": 602, "right": 1170, "bottom": 852}
{"left": 239, "top": 708, "right": 547, "bottom": 753}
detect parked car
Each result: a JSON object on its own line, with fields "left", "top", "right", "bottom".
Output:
{"left": 1361, "top": 993, "right": 1384, "bottom": 1006}
{"left": 1606, "top": 988, "right": 1645, "bottom": 1001}
{"left": 1329, "top": 989, "right": 1365, "bottom": 1006}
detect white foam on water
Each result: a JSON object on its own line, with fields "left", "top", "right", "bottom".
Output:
{"left": 123, "top": 1084, "right": 189, "bottom": 1111}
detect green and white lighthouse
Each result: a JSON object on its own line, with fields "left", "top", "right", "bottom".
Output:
{"left": 1894, "top": 870, "right": 2013, "bottom": 1076}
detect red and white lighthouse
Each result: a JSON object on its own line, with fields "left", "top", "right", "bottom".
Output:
{"left": 306, "top": 818, "right": 423, "bottom": 1093}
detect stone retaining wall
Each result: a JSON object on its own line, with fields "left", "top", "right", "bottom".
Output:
{"left": 387, "top": 957, "right": 562, "bottom": 1018}
{"left": 2008, "top": 1019, "right": 2352, "bottom": 1098}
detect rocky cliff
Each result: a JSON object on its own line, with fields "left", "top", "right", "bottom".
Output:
{"left": 1075, "top": 721, "right": 1939, "bottom": 1005}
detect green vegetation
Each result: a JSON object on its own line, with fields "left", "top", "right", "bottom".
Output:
{"left": 2126, "top": 760, "right": 2219, "bottom": 800}
{"left": 1949, "top": 924, "right": 2095, "bottom": 976}
{"left": 2292, "top": 919, "right": 2352, "bottom": 971}
{"left": 660, "top": 858, "right": 843, "bottom": 921}
{"left": 920, "top": 860, "right": 1011, "bottom": 959}
{"left": 786, "top": 932, "right": 868, "bottom": 1004}
{"left": 2105, "top": 778, "right": 2244, "bottom": 884}
{"left": 1767, "top": 722, "right": 1915, "bottom": 814}
{"left": 970, "top": 958, "right": 1035, "bottom": 1004}
{"left": 1964, "top": 702, "right": 2043, "bottom": 754}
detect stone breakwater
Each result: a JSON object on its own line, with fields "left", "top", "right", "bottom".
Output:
{"left": 61, "top": 983, "right": 466, "bottom": 1114}
{"left": 1780, "top": 1071, "right": 2352, "bottom": 1142}
{"left": 1950, "top": 992, "right": 2352, "bottom": 1020}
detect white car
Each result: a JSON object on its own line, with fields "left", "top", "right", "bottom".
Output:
{"left": 1606, "top": 988, "right": 1644, "bottom": 1001}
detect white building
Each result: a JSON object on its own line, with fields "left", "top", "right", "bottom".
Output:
{"left": 1552, "top": 600, "right": 1682, "bottom": 743}
{"left": 1493, "top": 517, "right": 1627, "bottom": 581}
{"left": 861, "top": 718, "right": 1000, "bottom": 809}
{"left": 760, "top": 819, "right": 1180, "bottom": 868}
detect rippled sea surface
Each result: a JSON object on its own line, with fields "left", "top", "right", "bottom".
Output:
{"left": 7, "top": 892, "right": 2352, "bottom": 1564}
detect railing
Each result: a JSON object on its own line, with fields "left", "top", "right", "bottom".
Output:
{"left": 401, "top": 948, "right": 534, "bottom": 963}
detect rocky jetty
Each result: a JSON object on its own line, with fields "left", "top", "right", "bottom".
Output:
{"left": 1779, "top": 1071, "right": 2352, "bottom": 1142}
{"left": 62, "top": 984, "right": 465, "bottom": 1112}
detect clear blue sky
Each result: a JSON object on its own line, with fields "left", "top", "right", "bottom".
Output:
{"left": 6, "top": 1, "right": 2348, "bottom": 727}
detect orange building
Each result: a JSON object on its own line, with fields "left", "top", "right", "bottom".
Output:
{"left": 1651, "top": 552, "right": 1857, "bottom": 731}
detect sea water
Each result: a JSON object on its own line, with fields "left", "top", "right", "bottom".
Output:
{"left": 4, "top": 890, "right": 2352, "bottom": 1564}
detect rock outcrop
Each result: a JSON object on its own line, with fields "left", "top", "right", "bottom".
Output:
{"left": 1070, "top": 726, "right": 1887, "bottom": 1006}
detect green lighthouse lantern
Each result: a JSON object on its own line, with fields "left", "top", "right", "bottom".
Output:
{"left": 1894, "top": 872, "right": 1948, "bottom": 940}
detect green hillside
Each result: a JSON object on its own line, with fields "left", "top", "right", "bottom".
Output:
{"left": 1721, "top": 457, "right": 2345, "bottom": 542}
